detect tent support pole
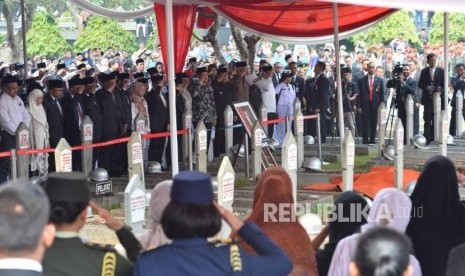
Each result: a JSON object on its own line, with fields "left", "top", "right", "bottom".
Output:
{"left": 165, "top": 0, "right": 179, "bottom": 176}
{"left": 333, "top": 3, "right": 344, "bottom": 149}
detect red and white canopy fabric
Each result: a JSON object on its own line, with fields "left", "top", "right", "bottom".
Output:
{"left": 154, "top": 0, "right": 396, "bottom": 72}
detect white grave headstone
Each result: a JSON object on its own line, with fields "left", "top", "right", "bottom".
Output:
{"left": 55, "top": 138, "right": 72, "bottom": 172}
{"left": 124, "top": 174, "right": 146, "bottom": 235}
{"left": 377, "top": 102, "right": 387, "bottom": 159}
{"left": 282, "top": 132, "right": 298, "bottom": 203}
{"left": 342, "top": 130, "right": 355, "bottom": 191}
{"left": 393, "top": 119, "right": 404, "bottom": 190}
{"left": 195, "top": 121, "right": 207, "bottom": 172}
{"left": 15, "top": 122, "right": 30, "bottom": 178}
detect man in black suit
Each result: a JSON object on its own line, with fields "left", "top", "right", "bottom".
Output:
{"left": 387, "top": 64, "right": 417, "bottom": 143}
{"left": 449, "top": 63, "right": 465, "bottom": 136}
{"left": 0, "top": 180, "right": 55, "bottom": 276}
{"left": 82, "top": 77, "right": 101, "bottom": 169}
{"left": 43, "top": 79, "right": 64, "bottom": 172}
{"left": 272, "top": 62, "right": 283, "bottom": 87}
{"left": 357, "top": 61, "right": 386, "bottom": 144}
{"left": 304, "top": 61, "right": 330, "bottom": 143}
{"left": 212, "top": 67, "right": 233, "bottom": 157}
{"left": 418, "top": 53, "right": 445, "bottom": 143}
{"left": 289, "top": 61, "right": 304, "bottom": 101}
{"left": 147, "top": 74, "right": 169, "bottom": 165}
{"left": 62, "top": 78, "right": 85, "bottom": 171}
{"left": 96, "top": 73, "right": 126, "bottom": 177}
{"left": 408, "top": 60, "right": 421, "bottom": 135}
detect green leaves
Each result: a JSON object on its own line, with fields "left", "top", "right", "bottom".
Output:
{"left": 26, "top": 11, "right": 70, "bottom": 58}
{"left": 429, "top": 13, "right": 465, "bottom": 44}
{"left": 73, "top": 16, "right": 137, "bottom": 53}
{"left": 351, "top": 11, "right": 422, "bottom": 49}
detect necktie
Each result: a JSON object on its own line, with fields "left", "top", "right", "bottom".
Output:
{"left": 55, "top": 99, "right": 62, "bottom": 115}
{"left": 160, "top": 93, "right": 167, "bottom": 108}
{"left": 369, "top": 76, "right": 373, "bottom": 101}
{"left": 77, "top": 102, "right": 83, "bottom": 121}
{"left": 430, "top": 68, "right": 434, "bottom": 82}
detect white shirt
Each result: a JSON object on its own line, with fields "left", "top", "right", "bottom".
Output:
{"left": 0, "top": 93, "right": 31, "bottom": 135}
{"left": 256, "top": 77, "right": 276, "bottom": 113}
{"left": 0, "top": 258, "right": 42, "bottom": 272}
{"left": 430, "top": 66, "right": 436, "bottom": 81}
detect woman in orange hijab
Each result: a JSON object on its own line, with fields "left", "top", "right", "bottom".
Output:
{"left": 242, "top": 167, "right": 318, "bottom": 275}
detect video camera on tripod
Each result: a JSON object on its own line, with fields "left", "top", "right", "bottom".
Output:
{"left": 386, "top": 63, "right": 405, "bottom": 108}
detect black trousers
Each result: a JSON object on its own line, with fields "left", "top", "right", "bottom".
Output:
{"left": 266, "top": 112, "right": 277, "bottom": 139}
{"left": 362, "top": 105, "right": 378, "bottom": 144}
{"left": 414, "top": 105, "right": 420, "bottom": 136}
{"left": 397, "top": 102, "right": 407, "bottom": 144}
{"left": 423, "top": 100, "right": 434, "bottom": 142}
{"left": 214, "top": 118, "right": 226, "bottom": 157}
{"left": 449, "top": 105, "right": 465, "bottom": 136}
{"left": 148, "top": 129, "right": 166, "bottom": 163}
{"left": 0, "top": 131, "right": 15, "bottom": 184}
{"left": 100, "top": 134, "right": 121, "bottom": 177}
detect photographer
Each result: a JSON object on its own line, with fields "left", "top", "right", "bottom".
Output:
{"left": 387, "top": 64, "right": 417, "bottom": 143}
{"left": 449, "top": 63, "right": 465, "bottom": 136}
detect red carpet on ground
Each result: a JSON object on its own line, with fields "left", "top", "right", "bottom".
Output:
{"left": 304, "top": 166, "right": 420, "bottom": 199}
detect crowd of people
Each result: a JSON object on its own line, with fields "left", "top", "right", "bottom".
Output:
{"left": 2, "top": 155, "right": 465, "bottom": 275}
{"left": 2, "top": 33, "right": 465, "bottom": 178}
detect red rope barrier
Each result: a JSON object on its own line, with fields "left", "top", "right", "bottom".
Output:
{"left": 14, "top": 129, "right": 190, "bottom": 156}
{"left": 0, "top": 151, "right": 11, "bottom": 158}
{"left": 261, "top": 117, "right": 287, "bottom": 125}
{"left": 303, "top": 115, "right": 317, "bottom": 120}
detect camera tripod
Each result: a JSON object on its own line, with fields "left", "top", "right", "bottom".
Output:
{"left": 385, "top": 88, "right": 400, "bottom": 147}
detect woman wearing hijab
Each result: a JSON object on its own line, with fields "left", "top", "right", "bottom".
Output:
{"left": 130, "top": 81, "right": 150, "bottom": 160}
{"left": 28, "top": 88, "right": 49, "bottom": 176}
{"left": 137, "top": 180, "right": 172, "bottom": 250}
{"left": 328, "top": 188, "right": 422, "bottom": 276}
{"left": 243, "top": 167, "right": 318, "bottom": 275}
{"left": 313, "top": 191, "right": 368, "bottom": 276}
{"left": 275, "top": 72, "right": 295, "bottom": 145}
{"left": 406, "top": 155, "right": 465, "bottom": 276}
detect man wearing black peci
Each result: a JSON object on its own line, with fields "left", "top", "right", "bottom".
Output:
{"left": 418, "top": 53, "right": 444, "bottom": 144}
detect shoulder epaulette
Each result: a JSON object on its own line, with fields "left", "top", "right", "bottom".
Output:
{"left": 101, "top": 251, "right": 116, "bottom": 276}
{"left": 210, "top": 238, "right": 232, "bottom": 247}
{"left": 84, "top": 242, "right": 116, "bottom": 252}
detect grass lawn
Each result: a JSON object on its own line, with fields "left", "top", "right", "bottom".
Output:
{"left": 322, "top": 154, "right": 373, "bottom": 172}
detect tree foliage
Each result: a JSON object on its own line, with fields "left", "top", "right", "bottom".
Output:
{"left": 73, "top": 16, "right": 137, "bottom": 53}
{"left": 26, "top": 11, "right": 70, "bottom": 57}
{"left": 429, "top": 13, "right": 465, "bottom": 45}
{"left": 351, "top": 11, "right": 422, "bottom": 49}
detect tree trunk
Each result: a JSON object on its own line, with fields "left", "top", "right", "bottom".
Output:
{"left": 65, "top": 1, "right": 83, "bottom": 33}
{"left": 244, "top": 35, "right": 260, "bottom": 73}
{"left": 203, "top": 14, "right": 227, "bottom": 65}
{"left": 3, "top": 0, "right": 19, "bottom": 61}
{"left": 230, "top": 23, "right": 248, "bottom": 62}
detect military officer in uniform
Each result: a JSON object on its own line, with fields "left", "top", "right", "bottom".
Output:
{"left": 42, "top": 172, "right": 140, "bottom": 276}
{"left": 134, "top": 171, "right": 293, "bottom": 275}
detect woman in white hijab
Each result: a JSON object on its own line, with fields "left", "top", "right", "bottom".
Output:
{"left": 28, "top": 89, "right": 49, "bottom": 176}
{"left": 328, "top": 188, "right": 422, "bottom": 276}
{"left": 137, "top": 180, "right": 172, "bottom": 250}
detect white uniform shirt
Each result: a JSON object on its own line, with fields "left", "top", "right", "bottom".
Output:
{"left": 0, "top": 93, "right": 31, "bottom": 135}
{"left": 257, "top": 77, "right": 276, "bottom": 113}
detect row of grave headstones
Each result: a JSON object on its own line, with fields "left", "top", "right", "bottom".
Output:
{"left": 376, "top": 92, "right": 450, "bottom": 158}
